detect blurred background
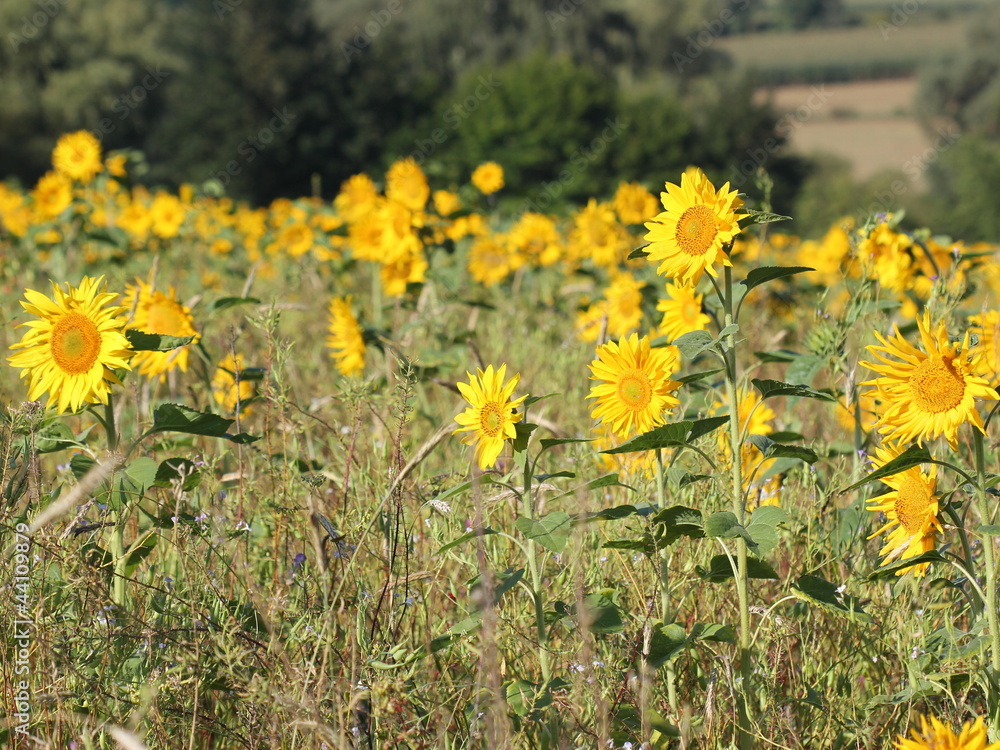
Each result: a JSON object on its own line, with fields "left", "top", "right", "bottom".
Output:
{"left": 1, "top": 0, "right": 998, "bottom": 239}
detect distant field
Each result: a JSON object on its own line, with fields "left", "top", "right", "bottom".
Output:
{"left": 758, "top": 77, "right": 938, "bottom": 185}
{"left": 717, "top": 21, "right": 966, "bottom": 83}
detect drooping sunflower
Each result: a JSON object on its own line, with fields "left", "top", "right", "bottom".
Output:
{"left": 124, "top": 278, "right": 200, "bottom": 381}
{"left": 866, "top": 445, "right": 942, "bottom": 577}
{"left": 471, "top": 162, "right": 505, "bottom": 195}
{"left": 453, "top": 364, "right": 527, "bottom": 470}
{"left": 588, "top": 333, "right": 681, "bottom": 439}
{"left": 643, "top": 167, "right": 744, "bottom": 285}
{"left": 52, "top": 131, "right": 103, "bottom": 184}
{"left": 895, "top": 714, "right": 1000, "bottom": 750}
{"left": 8, "top": 276, "right": 133, "bottom": 414}
{"left": 861, "top": 312, "right": 999, "bottom": 448}
{"left": 326, "top": 297, "right": 366, "bottom": 376}
{"left": 657, "top": 282, "right": 711, "bottom": 342}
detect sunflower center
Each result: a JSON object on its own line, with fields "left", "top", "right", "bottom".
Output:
{"left": 618, "top": 370, "right": 652, "bottom": 410}
{"left": 675, "top": 205, "right": 718, "bottom": 256}
{"left": 894, "top": 474, "right": 933, "bottom": 534}
{"left": 480, "top": 401, "right": 505, "bottom": 437}
{"left": 909, "top": 355, "right": 965, "bottom": 413}
{"left": 51, "top": 312, "right": 101, "bottom": 375}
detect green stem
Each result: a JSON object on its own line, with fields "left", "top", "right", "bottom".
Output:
{"left": 722, "top": 264, "right": 753, "bottom": 749}
{"left": 974, "top": 432, "right": 1000, "bottom": 680}
{"left": 520, "top": 431, "right": 550, "bottom": 684}
{"left": 941, "top": 503, "right": 983, "bottom": 616}
{"left": 655, "top": 449, "right": 678, "bottom": 717}
{"left": 104, "top": 397, "right": 127, "bottom": 607}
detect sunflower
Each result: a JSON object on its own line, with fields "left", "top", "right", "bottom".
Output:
{"left": 326, "top": 297, "right": 366, "bottom": 376}
{"left": 612, "top": 181, "right": 658, "bottom": 226}
{"left": 212, "top": 353, "right": 256, "bottom": 415}
{"left": 657, "top": 282, "right": 710, "bottom": 342}
{"left": 588, "top": 333, "right": 681, "bottom": 439}
{"left": 970, "top": 310, "right": 1000, "bottom": 384}
{"left": 895, "top": 714, "right": 1000, "bottom": 750}
{"left": 124, "top": 278, "right": 200, "bottom": 381}
{"left": 335, "top": 174, "right": 380, "bottom": 223}
{"left": 386, "top": 158, "right": 429, "bottom": 211}
{"left": 468, "top": 235, "right": 519, "bottom": 287}
{"left": 861, "top": 312, "right": 999, "bottom": 448}
{"left": 471, "top": 162, "right": 505, "bottom": 195}
{"left": 8, "top": 276, "right": 133, "bottom": 414}
{"left": 453, "top": 364, "right": 527, "bottom": 470}
{"left": 31, "top": 171, "right": 73, "bottom": 220}
{"left": 432, "top": 189, "right": 461, "bottom": 217}
{"left": 52, "top": 131, "right": 103, "bottom": 184}
{"left": 149, "top": 192, "right": 186, "bottom": 239}
{"left": 643, "top": 167, "right": 744, "bottom": 285}
{"left": 866, "top": 444, "right": 942, "bottom": 577}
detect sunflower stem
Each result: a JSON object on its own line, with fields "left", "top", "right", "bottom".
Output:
{"left": 520, "top": 433, "right": 551, "bottom": 684}
{"left": 941, "top": 502, "right": 983, "bottom": 616}
{"left": 104, "top": 396, "right": 127, "bottom": 607}
{"left": 974, "top": 431, "right": 1000, "bottom": 688}
{"left": 655, "top": 448, "right": 679, "bottom": 719}
{"left": 722, "top": 264, "right": 753, "bottom": 749}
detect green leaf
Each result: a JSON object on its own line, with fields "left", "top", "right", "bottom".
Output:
{"left": 868, "top": 551, "right": 948, "bottom": 579}
{"left": 627, "top": 246, "right": 649, "bottom": 260}
{"left": 678, "top": 472, "right": 712, "bottom": 487}
{"left": 746, "top": 506, "right": 788, "bottom": 557}
{"left": 469, "top": 567, "right": 524, "bottom": 608}
{"left": 742, "top": 208, "right": 793, "bottom": 225}
{"left": 213, "top": 296, "right": 260, "bottom": 312}
{"left": 747, "top": 435, "right": 819, "bottom": 464}
{"left": 977, "top": 525, "right": 1000, "bottom": 537}
{"left": 123, "top": 530, "right": 158, "bottom": 577}
{"left": 740, "top": 266, "right": 812, "bottom": 294}
{"left": 791, "top": 574, "right": 873, "bottom": 623}
{"left": 603, "top": 537, "right": 656, "bottom": 555}
{"left": 512, "top": 422, "right": 537, "bottom": 453}
{"left": 754, "top": 350, "right": 798, "bottom": 363}
{"left": 515, "top": 511, "right": 572, "bottom": 553}
{"left": 124, "top": 457, "right": 158, "bottom": 494}
{"left": 672, "top": 330, "right": 715, "bottom": 359}
{"left": 152, "top": 458, "right": 202, "bottom": 491}
{"left": 35, "top": 421, "right": 77, "bottom": 453}
{"left": 70, "top": 454, "right": 97, "bottom": 480}
{"left": 751, "top": 378, "right": 837, "bottom": 402}
{"left": 675, "top": 368, "right": 725, "bottom": 386}
{"left": 556, "top": 473, "right": 631, "bottom": 500}
{"left": 578, "top": 590, "right": 624, "bottom": 634}
{"left": 147, "top": 404, "right": 260, "bottom": 444}
{"left": 539, "top": 437, "right": 592, "bottom": 451}
{"left": 698, "top": 555, "right": 779, "bottom": 583}
{"left": 652, "top": 505, "right": 705, "bottom": 546}
{"left": 838, "top": 445, "right": 932, "bottom": 494}
{"left": 645, "top": 622, "right": 689, "bottom": 668}
{"left": 786, "top": 353, "right": 825, "bottom": 386}
{"left": 579, "top": 503, "right": 657, "bottom": 522}
{"left": 439, "top": 526, "right": 499, "bottom": 553}
{"left": 703, "top": 511, "right": 745, "bottom": 539}
{"left": 125, "top": 330, "right": 196, "bottom": 352}
{"left": 602, "top": 416, "right": 729, "bottom": 455}
{"left": 504, "top": 679, "right": 552, "bottom": 716}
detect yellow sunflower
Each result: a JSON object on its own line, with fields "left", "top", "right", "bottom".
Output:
{"left": 453, "top": 364, "right": 527, "bottom": 470}
{"left": 588, "top": 333, "right": 682, "bottom": 439}
{"left": 124, "top": 278, "right": 200, "bottom": 381}
{"left": 468, "top": 235, "right": 519, "bottom": 286}
{"left": 335, "top": 174, "right": 380, "bottom": 223}
{"left": 212, "top": 353, "right": 256, "bottom": 415}
{"left": 8, "top": 276, "right": 133, "bottom": 414}
{"left": 643, "top": 167, "right": 744, "bottom": 285}
{"left": 471, "top": 162, "right": 505, "bottom": 195}
{"left": 52, "top": 131, "right": 103, "bottom": 184}
{"left": 612, "top": 181, "right": 658, "bottom": 226}
{"left": 326, "top": 297, "right": 366, "bottom": 376}
{"left": 386, "top": 158, "right": 429, "bottom": 211}
{"left": 31, "top": 171, "right": 73, "bottom": 220}
{"left": 970, "top": 310, "right": 1000, "bottom": 384}
{"left": 866, "top": 444, "right": 942, "bottom": 577}
{"left": 861, "top": 312, "right": 999, "bottom": 448}
{"left": 657, "top": 282, "right": 710, "bottom": 342}
{"left": 432, "top": 189, "right": 461, "bottom": 217}
{"left": 895, "top": 714, "right": 1000, "bottom": 750}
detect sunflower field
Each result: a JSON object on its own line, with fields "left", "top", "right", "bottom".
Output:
{"left": 6, "top": 130, "right": 1000, "bottom": 750}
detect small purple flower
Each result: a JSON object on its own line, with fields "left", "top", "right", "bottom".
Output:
{"left": 292, "top": 553, "right": 307, "bottom": 571}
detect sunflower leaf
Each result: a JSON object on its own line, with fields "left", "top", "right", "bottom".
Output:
{"left": 697, "top": 555, "right": 778, "bottom": 583}
{"left": 439, "top": 527, "right": 499, "bottom": 553}
{"left": 578, "top": 503, "right": 657, "bottom": 522}
{"left": 742, "top": 209, "right": 793, "bottom": 225}
{"left": 740, "top": 266, "right": 813, "bottom": 293}
{"left": 868, "top": 551, "right": 948, "bottom": 579}
{"left": 790, "top": 574, "right": 873, "bottom": 623}
{"left": 627, "top": 245, "right": 650, "bottom": 260}
{"left": 212, "top": 296, "right": 260, "bottom": 312}
{"left": 751, "top": 378, "right": 837, "bottom": 402}
{"left": 125, "top": 330, "right": 196, "bottom": 352}
{"left": 515, "top": 511, "right": 572, "bottom": 553}
{"left": 652, "top": 505, "right": 705, "bottom": 546}
{"left": 147, "top": 404, "right": 260, "bottom": 444}
{"left": 602, "top": 417, "right": 728, "bottom": 454}
{"left": 672, "top": 330, "right": 715, "bottom": 359}
{"left": 838, "top": 445, "right": 932, "bottom": 494}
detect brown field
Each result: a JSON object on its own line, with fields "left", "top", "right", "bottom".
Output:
{"left": 758, "top": 77, "right": 940, "bottom": 186}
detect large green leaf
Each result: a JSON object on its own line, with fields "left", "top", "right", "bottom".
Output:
{"left": 742, "top": 209, "right": 793, "bottom": 225}
{"left": 439, "top": 526, "right": 499, "bottom": 553}
{"left": 698, "top": 555, "right": 778, "bottom": 583}
{"left": 672, "top": 330, "right": 715, "bottom": 359}
{"left": 578, "top": 590, "right": 624, "bottom": 634}
{"left": 746, "top": 506, "right": 788, "bottom": 557}
{"left": 652, "top": 505, "right": 705, "bottom": 546}
{"left": 147, "top": 404, "right": 259, "bottom": 444}
{"left": 125, "top": 330, "right": 196, "bottom": 352}
{"left": 515, "top": 512, "right": 572, "bottom": 553}
{"left": 602, "top": 416, "right": 729, "bottom": 455}
{"left": 838, "top": 445, "right": 932, "bottom": 494}
{"left": 740, "top": 265, "right": 812, "bottom": 293}
{"left": 791, "top": 574, "right": 873, "bottom": 623}
{"left": 751, "top": 378, "right": 837, "bottom": 402}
